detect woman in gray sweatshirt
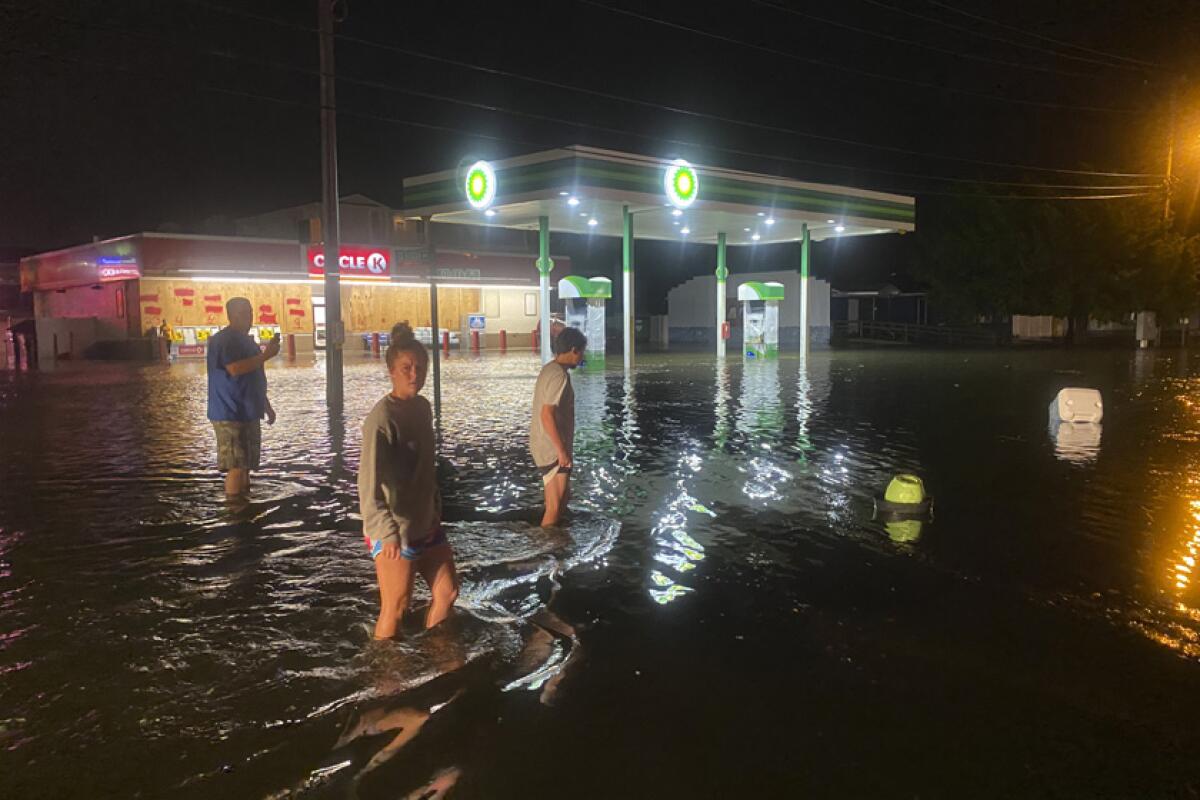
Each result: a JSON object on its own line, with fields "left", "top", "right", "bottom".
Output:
{"left": 358, "top": 323, "right": 458, "bottom": 638}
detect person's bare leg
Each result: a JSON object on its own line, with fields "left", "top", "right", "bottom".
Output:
{"left": 225, "top": 468, "right": 247, "bottom": 497}
{"left": 374, "top": 555, "right": 414, "bottom": 639}
{"left": 419, "top": 544, "right": 459, "bottom": 629}
{"left": 541, "top": 472, "right": 569, "bottom": 527}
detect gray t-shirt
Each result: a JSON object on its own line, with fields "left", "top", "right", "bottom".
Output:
{"left": 358, "top": 393, "right": 440, "bottom": 547}
{"left": 530, "top": 361, "right": 575, "bottom": 467}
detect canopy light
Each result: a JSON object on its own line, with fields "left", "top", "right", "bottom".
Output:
{"left": 765, "top": 218, "right": 776, "bottom": 226}
{"left": 834, "top": 225, "right": 846, "bottom": 233}
{"left": 826, "top": 219, "right": 836, "bottom": 224}
{"left": 484, "top": 209, "right": 496, "bottom": 217}
{"left": 464, "top": 160, "right": 496, "bottom": 209}
{"left": 751, "top": 233, "right": 761, "bottom": 241}
{"left": 587, "top": 218, "right": 599, "bottom": 227}
{"left": 664, "top": 159, "right": 699, "bottom": 209}
{"left": 672, "top": 208, "right": 682, "bottom": 217}
{"left": 567, "top": 196, "right": 580, "bottom": 207}
{"left": 680, "top": 227, "right": 691, "bottom": 235}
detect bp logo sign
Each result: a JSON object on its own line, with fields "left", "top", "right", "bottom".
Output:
{"left": 664, "top": 159, "right": 698, "bottom": 209}
{"left": 464, "top": 160, "right": 496, "bottom": 209}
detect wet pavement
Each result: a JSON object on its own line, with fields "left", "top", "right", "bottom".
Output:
{"left": 3, "top": 348, "right": 1200, "bottom": 798}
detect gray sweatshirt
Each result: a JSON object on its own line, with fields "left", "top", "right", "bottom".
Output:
{"left": 358, "top": 393, "right": 440, "bottom": 547}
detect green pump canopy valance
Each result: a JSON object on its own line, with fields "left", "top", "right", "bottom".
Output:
{"left": 737, "top": 281, "right": 786, "bottom": 302}
{"left": 402, "top": 145, "right": 914, "bottom": 245}
{"left": 558, "top": 275, "right": 613, "bottom": 299}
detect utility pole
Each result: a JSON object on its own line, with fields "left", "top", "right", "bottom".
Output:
{"left": 1164, "top": 80, "right": 1179, "bottom": 224}
{"left": 318, "top": 0, "right": 343, "bottom": 409}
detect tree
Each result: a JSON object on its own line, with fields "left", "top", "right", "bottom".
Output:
{"left": 913, "top": 191, "right": 1199, "bottom": 338}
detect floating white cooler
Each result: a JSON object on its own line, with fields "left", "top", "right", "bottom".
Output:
{"left": 1049, "top": 388, "right": 1103, "bottom": 424}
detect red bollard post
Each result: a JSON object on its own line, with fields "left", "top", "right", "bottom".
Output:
{"left": 471, "top": 329, "right": 480, "bottom": 352}
{"left": 442, "top": 330, "right": 450, "bottom": 353}
{"left": 499, "top": 329, "right": 507, "bottom": 352}
{"left": 287, "top": 333, "right": 296, "bottom": 360}
{"left": 371, "top": 332, "right": 381, "bottom": 357}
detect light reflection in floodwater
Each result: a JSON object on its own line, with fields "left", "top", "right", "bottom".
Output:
{"left": 6, "top": 351, "right": 1200, "bottom": 796}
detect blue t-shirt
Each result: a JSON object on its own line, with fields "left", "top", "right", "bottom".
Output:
{"left": 207, "top": 327, "right": 267, "bottom": 422}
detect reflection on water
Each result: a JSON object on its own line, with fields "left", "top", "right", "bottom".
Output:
{"left": 1050, "top": 421, "right": 1103, "bottom": 464}
{"left": 885, "top": 518, "right": 924, "bottom": 544}
{"left": 5, "top": 350, "right": 1200, "bottom": 796}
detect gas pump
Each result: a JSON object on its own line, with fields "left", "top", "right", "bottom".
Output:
{"left": 558, "top": 276, "right": 611, "bottom": 355}
{"left": 738, "top": 281, "right": 784, "bottom": 358}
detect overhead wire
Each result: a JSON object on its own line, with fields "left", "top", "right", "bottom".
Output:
{"left": 573, "top": 0, "right": 1142, "bottom": 114}
{"left": 175, "top": 0, "right": 1162, "bottom": 177}
{"left": 855, "top": 0, "right": 1164, "bottom": 74}
{"left": 747, "top": 0, "right": 1099, "bottom": 79}
{"left": 336, "top": 32, "right": 1163, "bottom": 179}
{"left": 24, "top": 13, "right": 1166, "bottom": 194}
{"left": 11, "top": 41, "right": 1162, "bottom": 205}
{"left": 924, "top": 0, "right": 1161, "bottom": 69}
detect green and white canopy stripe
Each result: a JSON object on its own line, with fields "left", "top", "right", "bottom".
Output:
{"left": 558, "top": 275, "right": 613, "bottom": 299}
{"left": 737, "top": 281, "right": 786, "bottom": 301}
{"left": 404, "top": 146, "right": 914, "bottom": 246}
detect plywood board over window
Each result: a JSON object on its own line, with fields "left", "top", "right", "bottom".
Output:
{"left": 339, "top": 285, "right": 481, "bottom": 333}
{"left": 138, "top": 279, "right": 313, "bottom": 334}
{"left": 484, "top": 290, "right": 500, "bottom": 319}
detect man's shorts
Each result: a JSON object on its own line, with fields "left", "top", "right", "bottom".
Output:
{"left": 212, "top": 420, "right": 262, "bottom": 471}
{"left": 539, "top": 462, "right": 573, "bottom": 486}
{"left": 365, "top": 525, "right": 447, "bottom": 561}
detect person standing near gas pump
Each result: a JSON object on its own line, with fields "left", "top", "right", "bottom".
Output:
{"left": 207, "top": 297, "right": 279, "bottom": 499}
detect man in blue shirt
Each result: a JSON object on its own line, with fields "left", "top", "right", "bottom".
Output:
{"left": 207, "top": 297, "right": 279, "bottom": 498}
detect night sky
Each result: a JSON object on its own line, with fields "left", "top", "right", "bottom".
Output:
{"left": 3, "top": 0, "right": 1198, "bottom": 309}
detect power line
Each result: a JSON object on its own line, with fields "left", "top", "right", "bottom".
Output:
{"left": 175, "top": 0, "right": 1160, "bottom": 176}
{"left": 748, "top": 0, "right": 1099, "bottom": 80}
{"left": 12, "top": 44, "right": 1163, "bottom": 206}
{"left": 211, "top": 82, "right": 1165, "bottom": 203}
{"left": 338, "top": 33, "right": 1162, "bottom": 180}
{"left": 919, "top": 190, "right": 1159, "bottom": 200}
{"left": 925, "top": 0, "right": 1161, "bottom": 69}
{"left": 855, "top": 0, "right": 1163, "bottom": 74}
{"left": 3, "top": 24, "right": 1164, "bottom": 197}
{"left": 8, "top": 2, "right": 1162, "bottom": 187}
{"left": 340, "top": 67, "right": 1164, "bottom": 190}
{"left": 574, "top": 0, "right": 1142, "bottom": 114}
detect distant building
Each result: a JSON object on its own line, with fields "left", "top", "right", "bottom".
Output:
{"left": 1, "top": 246, "right": 35, "bottom": 362}
{"left": 19, "top": 189, "right": 594, "bottom": 362}
{"left": 667, "top": 270, "right": 832, "bottom": 348}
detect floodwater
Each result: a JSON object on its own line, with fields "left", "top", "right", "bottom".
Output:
{"left": 4, "top": 348, "right": 1200, "bottom": 798}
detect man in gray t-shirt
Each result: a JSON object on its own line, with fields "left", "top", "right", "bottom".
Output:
{"left": 530, "top": 326, "right": 587, "bottom": 526}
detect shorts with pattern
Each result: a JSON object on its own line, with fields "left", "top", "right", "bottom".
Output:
{"left": 212, "top": 420, "right": 261, "bottom": 471}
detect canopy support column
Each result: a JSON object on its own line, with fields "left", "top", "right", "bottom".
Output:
{"left": 424, "top": 216, "right": 441, "bottom": 434}
{"left": 623, "top": 205, "right": 634, "bottom": 369}
{"left": 800, "top": 222, "right": 810, "bottom": 354}
{"left": 716, "top": 232, "right": 728, "bottom": 358}
{"left": 537, "top": 215, "right": 553, "bottom": 363}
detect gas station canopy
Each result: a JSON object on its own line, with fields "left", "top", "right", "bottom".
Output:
{"left": 403, "top": 144, "right": 916, "bottom": 367}
{"left": 402, "top": 145, "right": 915, "bottom": 245}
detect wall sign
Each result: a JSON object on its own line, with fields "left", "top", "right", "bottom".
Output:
{"left": 306, "top": 245, "right": 391, "bottom": 277}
